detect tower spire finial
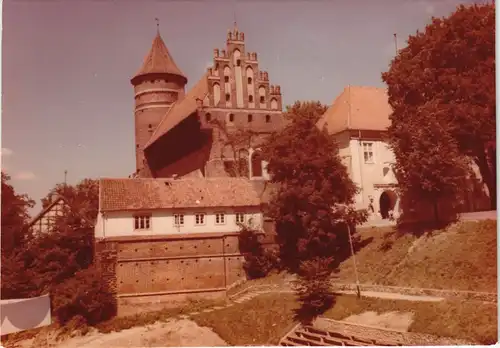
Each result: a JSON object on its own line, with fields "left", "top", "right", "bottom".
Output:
{"left": 155, "top": 17, "right": 160, "bottom": 34}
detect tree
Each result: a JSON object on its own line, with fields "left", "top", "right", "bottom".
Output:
{"left": 284, "top": 100, "right": 328, "bottom": 124}
{"left": 41, "top": 178, "right": 99, "bottom": 230}
{"left": 208, "top": 119, "right": 257, "bottom": 177}
{"left": 261, "top": 103, "right": 366, "bottom": 322}
{"left": 1, "top": 172, "right": 35, "bottom": 254}
{"left": 382, "top": 3, "right": 496, "bottom": 210}
{"left": 390, "top": 101, "right": 470, "bottom": 223}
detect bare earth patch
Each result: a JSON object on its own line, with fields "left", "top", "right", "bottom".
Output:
{"left": 13, "top": 319, "right": 227, "bottom": 348}
{"left": 342, "top": 311, "right": 414, "bottom": 331}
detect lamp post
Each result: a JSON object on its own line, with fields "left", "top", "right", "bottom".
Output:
{"left": 334, "top": 204, "right": 362, "bottom": 298}
{"left": 346, "top": 221, "right": 361, "bottom": 298}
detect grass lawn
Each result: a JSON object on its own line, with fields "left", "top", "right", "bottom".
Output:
{"left": 234, "top": 220, "right": 497, "bottom": 294}
{"left": 323, "top": 295, "right": 498, "bottom": 345}
{"left": 337, "top": 220, "right": 497, "bottom": 291}
{"left": 226, "top": 270, "right": 290, "bottom": 297}
{"left": 193, "top": 292, "right": 497, "bottom": 345}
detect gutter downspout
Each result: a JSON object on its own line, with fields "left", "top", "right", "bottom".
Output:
{"left": 357, "top": 129, "right": 365, "bottom": 205}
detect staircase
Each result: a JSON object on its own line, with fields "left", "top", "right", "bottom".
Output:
{"left": 279, "top": 324, "right": 403, "bottom": 346}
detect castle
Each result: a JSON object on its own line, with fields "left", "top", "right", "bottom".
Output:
{"left": 131, "top": 23, "right": 285, "bottom": 180}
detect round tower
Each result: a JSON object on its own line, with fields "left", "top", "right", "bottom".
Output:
{"left": 131, "top": 29, "right": 187, "bottom": 174}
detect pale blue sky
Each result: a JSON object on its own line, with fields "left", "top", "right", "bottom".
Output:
{"left": 1, "top": 0, "right": 476, "bottom": 215}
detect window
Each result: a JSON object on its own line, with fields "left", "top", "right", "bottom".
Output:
{"left": 224, "top": 76, "right": 229, "bottom": 83}
{"left": 265, "top": 114, "right": 271, "bottom": 123}
{"left": 195, "top": 213, "right": 206, "bottom": 225}
{"left": 363, "top": 142, "right": 374, "bottom": 163}
{"left": 148, "top": 124, "right": 152, "bottom": 129}
{"left": 235, "top": 213, "right": 245, "bottom": 224}
{"left": 134, "top": 214, "right": 151, "bottom": 230}
{"left": 247, "top": 77, "right": 252, "bottom": 84}
{"left": 236, "top": 59, "right": 241, "bottom": 67}
{"left": 174, "top": 214, "right": 184, "bottom": 226}
{"left": 205, "top": 113, "right": 212, "bottom": 122}
{"left": 248, "top": 95, "right": 253, "bottom": 103}
{"left": 229, "top": 113, "right": 235, "bottom": 122}
{"left": 248, "top": 114, "right": 253, "bottom": 122}
{"left": 215, "top": 212, "right": 226, "bottom": 225}
{"left": 226, "top": 93, "right": 231, "bottom": 101}
{"left": 260, "top": 96, "right": 265, "bottom": 103}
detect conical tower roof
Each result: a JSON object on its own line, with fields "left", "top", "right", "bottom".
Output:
{"left": 131, "top": 31, "right": 187, "bottom": 84}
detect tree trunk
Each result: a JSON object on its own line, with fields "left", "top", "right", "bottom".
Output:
{"left": 433, "top": 201, "right": 439, "bottom": 225}
{"left": 474, "top": 150, "right": 496, "bottom": 210}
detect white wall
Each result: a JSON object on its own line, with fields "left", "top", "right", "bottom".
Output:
{"left": 95, "top": 207, "right": 263, "bottom": 238}
{"left": 348, "top": 138, "right": 397, "bottom": 211}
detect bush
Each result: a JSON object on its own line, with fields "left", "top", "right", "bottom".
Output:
{"left": 238, "top": 226, "right": 278, "bottom": 279}
{"left": 293, "top": 257, "right": 336, "bottom": 324}
{"left": 51, "top": 266, "right": 116, "bottom": 326}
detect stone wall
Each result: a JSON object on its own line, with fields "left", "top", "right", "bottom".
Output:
{"left": 95, "top": 232, "right": 247, "bottom": 315}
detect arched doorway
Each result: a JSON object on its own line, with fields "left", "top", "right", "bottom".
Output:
{"left": 379, "top": 190, "right": 397, "bottom": 219}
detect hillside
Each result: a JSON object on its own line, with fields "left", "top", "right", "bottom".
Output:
{"left": 335, "top": 220, "right": 497, "bottom": 292}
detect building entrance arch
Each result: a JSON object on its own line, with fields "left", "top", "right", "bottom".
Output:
{"left": 379, "top": 190, "right": 397, "bottom": 219}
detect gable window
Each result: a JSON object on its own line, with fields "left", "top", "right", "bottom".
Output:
{"left": 215, "top": 212, "right": 226, "bottom": 225}
{"left": 224, "top": 76, "right": 229, "bottom": 83}
{"left": 134, "top": 214, "right": 151, "bottom": 230}
{"left": 195, "top": 213, "right": 206, "bottom": 225}
{"left": 226, "top": 93, "right": 231, "bottom": 102}
{"left": 174, "top": 214, "right": 184, "bottom": 226}
{"left": 235, "top": 213, "right": 245, "bottom": 224}
{"left": 363, "top": 142, "right": 374, "bottom": 163}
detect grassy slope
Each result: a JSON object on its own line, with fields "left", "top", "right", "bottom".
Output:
{"left": 193, "top": 293, "right": 497, "bottom": 345}
{"left": 336, "top": 220, "right": 497, "bottom": 292}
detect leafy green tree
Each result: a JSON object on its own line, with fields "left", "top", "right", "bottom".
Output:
{"left": 1, "top": 172, "right": 35, "bottom": 254}
{"left": 41, "top": 178, "right": 99, "bottom": 229}
{"left": 390, "top": 102, "right": 470, "bottom": 223}
{"left": 382, "top": 3, "right": 496, "bottom": 211}
{"left": 261, "top": 103, "right": 366, "bottom": 323}
{"left": 284, "top": 100, "right": 328, "bottom": 124}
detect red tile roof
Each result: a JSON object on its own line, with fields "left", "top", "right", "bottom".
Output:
{"left": 317, "top": 86, "right": 392, "bottom": 134}
{"left": 145, "top": 73, "right": 209, "bottom": 148}
{"left": 132, "top": 32, "right": 186, "bottom": 83}
{"left": 99, "top": 177, "right": 261, "bottom": 212}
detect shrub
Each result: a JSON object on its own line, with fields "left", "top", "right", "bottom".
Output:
{"left": 293, "top": 257, "right": 336, "bottom": 324}
{"left": 51, "top": 266, "right": 116, "bottom": 326}
{"left": 238, "top": 226, "right": 278, "bottom": 279}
